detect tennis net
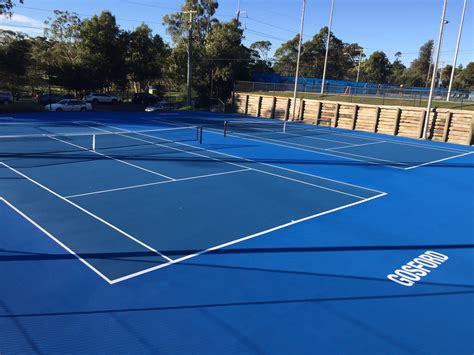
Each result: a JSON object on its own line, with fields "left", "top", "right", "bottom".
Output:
{"left": 223, "top": 120, "right": 330, "bottom": 137}
{"left": 0, "top": 126, "right": 202, "bottom": 156}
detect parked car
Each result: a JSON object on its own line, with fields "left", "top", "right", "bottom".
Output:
{"left": 0, "top": 91, "right": 13, "bottom": 105}
{"left": 45, "top": 99, "right": 92, "bottom": 112}
{"left": 37, "top": 93, "right": 72, "bottom": 105}
{"left": 85, "top": 93, "right": 119, "bottom": 104}
{"left": 145, "top": 101, "right": 177, "bottom": 112}
{"left": 132, "top": 92, "right": 159, "bottom": 105}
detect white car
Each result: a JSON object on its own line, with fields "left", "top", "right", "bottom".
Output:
{"left": 85, "top": 93, "right": 119, "bottom": 104}
{"left": 145, "top": 101, "right": 176, "bottom": 112}
{"left": 45, "top": 99, "right": 92, "bottom": 112}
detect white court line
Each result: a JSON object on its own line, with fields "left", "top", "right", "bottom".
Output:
{"left": 143, "top": 117, "right": 406, "bottom": 170}
{"left": 110, "top": 192, "right": 387, "bottom": 284}
{"left": 226, "top": 130, "right": 411, "bottom": 167}
{"left": 0, "top": 162, "right": 173, "bottom": 263}
{"left": 49, "top": 135, "right": 176, "bottom": 181}
{"left": 83, "top": 122, "right": 372, "bottom": 200}
{"left": 0, "top": 119, "right": 84, "bottom": 125}
{"left": 138, "top": 117, "right": 389, "bottom": 193}
{"left": 0, "top": 197, "right": 113, "bottom": 284}
{"left": 404, "top": 151, "right": 473, "bottom": 170}
{"left": 145, "top": 115, "right": 473, "bottom": 170}
{"left": 327, "top": 141, "right": 387, "bottom": 150}
{"left": 232, "top": 124, "right": 359, "bottom": 146}
{"left": 224, "top": 128, "right": 473, "bottom": 171}
{"left": 66, "top": 168, "right": 252, "bottom": 198}
{"left": 231, "top": 118, "right": 470, "bottom": 154}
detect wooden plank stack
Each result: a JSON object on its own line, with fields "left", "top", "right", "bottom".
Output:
{"left": 233, "top": 93, "right": 473, "bottom": 145}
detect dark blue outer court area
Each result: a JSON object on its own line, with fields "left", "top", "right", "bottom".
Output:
{"left": 0, "top": 111, "right": 473, "bottom": 354}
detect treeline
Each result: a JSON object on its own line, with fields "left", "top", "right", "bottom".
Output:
{"left": 0, "top": 1, "right": 260, "bottom": 106}
{"left": 0, "top": 0, "right": 473, "bottom": 108}
{"left": 273, "top": 29, "right": 473, "bottom": 90}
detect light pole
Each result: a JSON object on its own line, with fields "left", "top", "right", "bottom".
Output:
{"left": 355, "top": 49, "right": 363, "bottom": 95}
{"left": 291, "top": 0, "right": 306, "bottom": 122}
{"left": 423, "top": 0, "right": 448, "bottom": 139}
{"left": 447, "top": 0, "right": 467, "bottom": 101}
{"left": 320, "top": 0, "right": 334, "bottom": 95}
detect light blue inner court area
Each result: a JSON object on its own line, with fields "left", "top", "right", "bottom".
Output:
{"left": 0, "top": 111, "right": 473, "bottom": 354}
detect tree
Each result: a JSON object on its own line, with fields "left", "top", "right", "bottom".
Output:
{"left": 0, "top": 30, "right": 31, "bottom": 93}
{"left": 273, "top": 35, "right": 299, "bottom": 76}
{"left": 389, "top": 52, "right": 406, "bottom": 85}
{"left": 250, "top": 41, "right": 271, "bottom": 61}
{"left": 163, "top": 0, "right": 218, "bottom": 44}
{"left": 0, "top": 0, "right": 23, "bottom": 17}
{"left": 362, "top": 51, "right": 392, "bottom": 84}
{"left": 456, "top": 62, "right": 474, "bottom": 89}
{"left": 249, "top": 41, "right": 272, "bottom": 75}
{"left": 273, "top": 27, "right": 360, "bottom": 80}
{"left": 44, "top": 10, "right": 82, "bottom": 66}
{"left": 441, "top": 64, "right": 452, "bottom": 88}
{"left": 126, "top": 24, "right": 168, "bottom": 92}
{"left": 205, "top": 19, "right": 250, "bottom": 101}
{"left": 78, "top": 11, "right": 127, "bottom": 90}
{"left": 408, "top": 40, "right": 434, "bottom": 86}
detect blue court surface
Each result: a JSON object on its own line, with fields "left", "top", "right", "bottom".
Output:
{"left": 0, "top": 111, "right": 473, "bottom": 354}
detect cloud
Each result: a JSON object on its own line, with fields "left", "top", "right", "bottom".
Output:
{"left": 0, "top": 13, "right": 43, "bottom": 27}
{"left": 0, "top": 14, "right": 44, "bottom": 35}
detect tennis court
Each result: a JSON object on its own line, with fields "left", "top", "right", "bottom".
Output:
{"left": 1, "top": 111, "right": 473, "bottom": 354}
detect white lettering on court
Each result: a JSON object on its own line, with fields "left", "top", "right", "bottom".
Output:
{"left": 387, "top": 251, "right": 449, "bottom": 287}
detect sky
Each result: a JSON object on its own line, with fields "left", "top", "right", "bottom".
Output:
{"left": 0, "top": 0, "right": 473, "bottom": 67}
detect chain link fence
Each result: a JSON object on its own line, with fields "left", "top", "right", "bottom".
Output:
{"left": 234, "top": 81, "right": 472, "bottom": 109}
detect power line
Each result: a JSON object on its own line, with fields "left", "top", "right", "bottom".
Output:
{"left": 17, "top": 5, "right": 164, "bottom": 26}
{"left": 244, "top": 16, "right": 298, "bottom": 34}
{"left": 244, "top": 28, "right": 289, "bottom": 42}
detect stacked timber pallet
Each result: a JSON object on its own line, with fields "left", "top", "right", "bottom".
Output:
{"left": 233, "top": 92, "right": 473, "bottom": 146}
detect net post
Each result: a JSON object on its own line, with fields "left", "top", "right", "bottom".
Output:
{"left": 199, "top": 126, "right": 203, "bottom": 144}
{"left": 92, "top": 134, "right": 96, "bottom": 151}
{"left": 224, "top": 121, "right": 228, "bottom": 137}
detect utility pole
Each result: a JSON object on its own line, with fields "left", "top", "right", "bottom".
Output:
{"left": 291, "top": 0, "right": 306, "bottom": 122}
{"left": 321, "top": 0, "right": 334, "bottom": 95}
{"left": 447, "top": 0, "right": 467, "bottom": 101}
{"left": 236, "top": 0, "right": 241, "bottom": 21}
{"left": 423, "top": 0, "right": 448, "bottom": 139}
{"left": 183, "top": 10, "right": 197, "bottom": 107}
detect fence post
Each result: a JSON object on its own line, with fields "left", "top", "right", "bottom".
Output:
{"left": 298, "top": 99, "right": 305, "bottom": 120}
{"left": 257, "top": 96, "right": 263, "bottom": 117}
{"left": 351, "top": 104, "right": 358, "bottom": 130}
{"left": 419, "top": 109, "right": 427, "bottom": 139}
{"left": 333, "top": 103, "right": 340, "bottom": 128}
{"left": 442, "top": 112, "right": 452, "bottom": 142}
{"left": 271, "top": 96, "right": 276, "bottom": 119}
{"left": 285, "top": 98, "right": 291, "bottom": 121}
{"left": 315, "top": 101, "right": 322, "bottom": 125}
{"left": 245, "top": 94, "right": 249, "bottom": 115}
{"left": 393, "top": 108, "right": 401, "bottom": 136}
{"left": 373, "top": 107, "right": 381, "bottom": 132}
